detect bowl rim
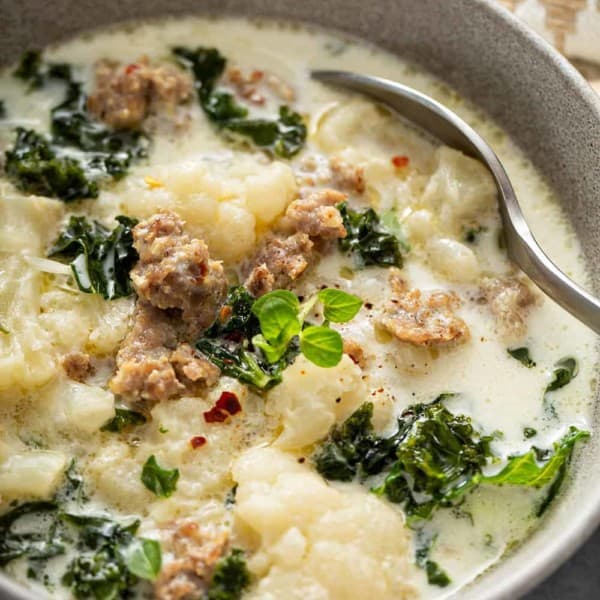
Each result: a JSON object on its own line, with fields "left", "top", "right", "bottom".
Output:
{"left": 0, "top": 1, "right": 599, "bottom": 599}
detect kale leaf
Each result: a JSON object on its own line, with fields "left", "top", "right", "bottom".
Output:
{"left": 338, "top": 201, "right": 405, "bottom": 268}
{"left": 314, "top": 397, "right": 589, "bottom": 525}
{"left": 207, "top": 548, "right": 250, "bottom": 600}
{"left": 51, "top": 81, "right": 148, "bottom": 178}
{"left": 101, "top": 408, "right": 147, "bottom": 433}
{"left": 0, "top": 100, "right": 6, "bottom": 119}
{"left": 13, "top": 49, "right": 72, "bottom": 89}
{"left": 196, "top": 338, "right": 285, "bottom": 391}
{"left": 7, "top": 51, "right": 148, "bottom": 201}
{"left": 172, "top": 46, "right": 306, "bottom": 158}
{"left": 0, "top": 502, "right": 64, "bottom": 567}
{"left": 61, "top": 513, "right": 159, "bottom": 599}
{"left": 48, "top": 215, "right": 139, "bottom": 300}
{"left": 5, "top": 128, "right": 99, "bottom": 201}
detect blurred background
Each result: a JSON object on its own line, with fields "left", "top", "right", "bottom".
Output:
{"left": 499, "top": 0, "right": 600, "bottom": 93}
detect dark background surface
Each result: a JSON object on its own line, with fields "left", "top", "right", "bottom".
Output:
{"left": 525, "top": 528, "right": 600, "bottom": 599}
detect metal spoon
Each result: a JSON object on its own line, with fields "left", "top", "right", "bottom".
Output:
{"left": 311, "top": 69, "right": 600, "bottom": 335}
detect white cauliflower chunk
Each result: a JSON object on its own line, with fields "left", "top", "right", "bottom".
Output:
{"left": 422, "top": 146, "right": 497, "bottom": 230}
{"left": 0, "top": 450, "right": 66, "bottom": 499}
{"left": 232, "top": 447, "right": 417, "bottom": 600}
{"left": 267, "top": 355, "right": 366, "bottom": 450}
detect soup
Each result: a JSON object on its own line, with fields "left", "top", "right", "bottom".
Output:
{"left": 0, "top": 16, "right": 595, "bottom": 600}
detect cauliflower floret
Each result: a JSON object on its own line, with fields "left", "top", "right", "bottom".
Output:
{"left": 267, "top": 355, "right": 366, "bottom": 450}
{"left": 232, "top": 447, "right": 418, "bottom": 600}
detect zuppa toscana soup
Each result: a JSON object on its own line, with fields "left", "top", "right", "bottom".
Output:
{"left": 0, "top": 16, "right": 595, "bottom": 600}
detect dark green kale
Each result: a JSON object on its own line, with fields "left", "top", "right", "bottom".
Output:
{"left": 5, "top": 128, "right": 99, "bottom": 201}
{"left": 314, "top": 397, "right": 589, "bottom": 525}
{"left": 373, "top": 399, "right": 493, "bottom": 522}
{"left": 207, "top": 548, "right": 250, "bottom": 600}
{"left": 48, "top": 215, "right": 139, "bottom": 300}
{"left": 101, "top": 408, "right": 147, "bottom": 433}
{"left": 415, "top": 536, "right": 451, "bottom": 588}
{"left": 0, "top": 100, "right": 6, "bottom": 119}
{"left": 507, "top": 347, "right": 536, "bottom": 368}
{"left": 523, "top": 427, "right": 538, "bottom": 439}
{"left": 61, "top": 513, "right": 160, "bottom": 599}
{"left": 51, "top": 81, "right": 148, "bottom": 178}
{"left": 13, "top": 49, "right": 72, "bottom": 89}
{"left": 312, "top": 402, "right": 401, "bottom": 481}
{"left": 196, "top": 338, "right": 285, "bottom": 391}
{"left": 337, "top": 201, "right": 405, "bottom": 268}
{"left": 172, "top": 46, "right": 306, "bottom": 158}
{"left": 205, "top": 285, "right": 260, "bottom": 340}
{"left": 0, "top": 502, "right": 64, "bottom": 566}
{"left": 7, "top": 51, "right": 148, "bottom": 201}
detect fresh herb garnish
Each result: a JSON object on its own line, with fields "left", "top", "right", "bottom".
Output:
{"left": 338, "top": 201, "right": 405, "bottom": 268}
{"left": 141, "top": 455, "right": 179, "bottom": 498}
{"left": 101, "top": 408, "right": 147, "bottom": 432}
{"left": 48, "top": 215, "right": 139, "bottom": 300}
{"left": 314, "top": 397, "right": 589, "bottom": 524}
{"left": 172, "top": 46, "right": 306, "bottom": 158}
{"left": 415, "top": 536, "right": 451, "bottom": 587}
{"left": 508, "top": 347, "right": 536, "bottom": 368}
{"left": 543, "top": 357, "right": 578, "bottom": 417}
{"left": 198, "top": 287, "right": 362, "bottom": 389}
{"left": 207, "top": 548, "right": 250, "bottom": 600}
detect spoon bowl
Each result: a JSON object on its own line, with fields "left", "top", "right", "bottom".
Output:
{"left": 311, "top": 69, "right": 600, "bottom": 335}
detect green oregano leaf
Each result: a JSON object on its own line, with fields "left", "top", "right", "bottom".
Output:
{"left": 299, "top": 325, "right": 343, "bottom": 368}
{"left": 318, "top": 289, "right": 362, "bottom": 323}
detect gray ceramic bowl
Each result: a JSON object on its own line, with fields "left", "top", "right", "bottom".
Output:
{"left": 1, "top": 0, "right": 599, "bottom": 598}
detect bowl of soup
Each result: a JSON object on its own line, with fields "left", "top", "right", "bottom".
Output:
{"left": 0, "top": 1, "right": 599, "bottom": 599}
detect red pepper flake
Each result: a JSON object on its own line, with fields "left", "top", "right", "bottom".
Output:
{"left": 391, "top": 155, "right": 410, "bottom": 168}
{"left": 216, "top": 391, "right": 242, "bottom": 415}
{"left": 125, "top": 63, "right": 140, "bottom": 75}
{"left": 203, "top": 391, "right": 242, "bottom": 423}
{"left": 190, "top": 435, "right": 207, "bottom": 449}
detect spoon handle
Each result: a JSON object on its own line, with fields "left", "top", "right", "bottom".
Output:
{"left": 311, "top": 70, "right": 600, "bottom": 335}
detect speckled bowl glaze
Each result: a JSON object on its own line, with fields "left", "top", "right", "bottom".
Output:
{"left": 0, "top": 1, "right": 599, "bottom": 599}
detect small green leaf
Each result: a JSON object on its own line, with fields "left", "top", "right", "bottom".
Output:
{"left": 125, "top": 538, "right": 162, "bottom": 581}
{"left": 507, "top": 347, "right": 536, "bottom": 368}
{"left": 318, "top": 289, "right": 362, "bottom": 323}
{"left": 101, "top": 408, "right": 147, "bottom": 433}
{"left": 483, "top": 426, "right": 589, "bottom": 487}
{"left": 300, "top": 326, "right": 343, "bottom": 368}
{"left": 141, "top": 455, "right": 179, "bottom": 498}
{"left": 251, "top": 292, "right": 300, "bottom": 346}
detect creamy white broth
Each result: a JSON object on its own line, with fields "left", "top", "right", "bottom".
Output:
{"left": 0, "top": 16, "right": 596, "bottom": 600}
